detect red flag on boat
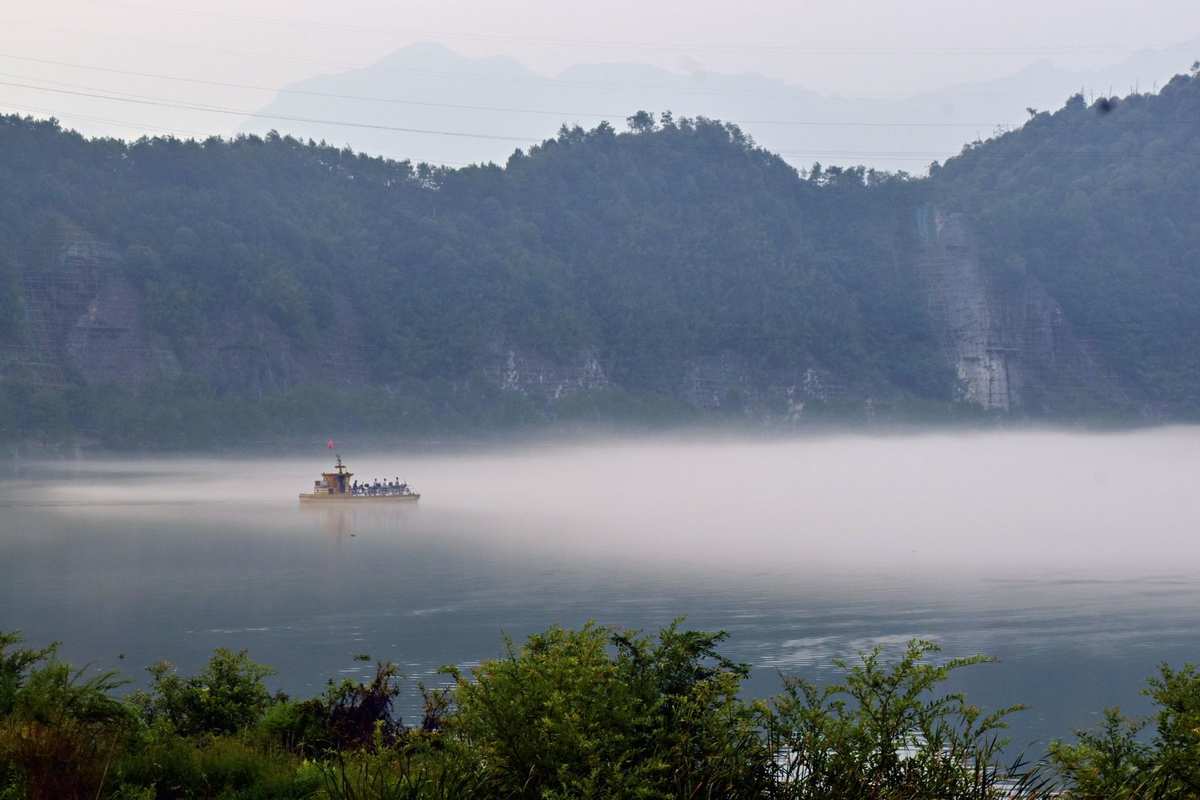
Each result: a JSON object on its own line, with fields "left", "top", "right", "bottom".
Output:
{"left": 326, "top": 439, "right": 335, "bottom": 450}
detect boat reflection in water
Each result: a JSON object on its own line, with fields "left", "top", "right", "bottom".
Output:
{"left": 300, "top": 501, "right": 419, "bottom": 539}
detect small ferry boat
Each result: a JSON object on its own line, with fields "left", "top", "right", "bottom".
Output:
{"left": 298, "top": 455, "right": 419, "bottom": 504}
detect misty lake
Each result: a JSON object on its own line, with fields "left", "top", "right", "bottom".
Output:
{"left": 3, "top": 428, "right": 1199, "bottom": 752}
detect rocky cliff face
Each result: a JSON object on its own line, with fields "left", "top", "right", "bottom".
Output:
{"left": 677, "top": 354, "right": 844, "bottom": 419}
{"left": 1, "top": 218, "right": 1127, "bottom": 418}
{"left": 482, "top": 346, "right": 611, "bottom": 401}
{"left": 0, "top": 234, "right": 179, "bottom": 390}
{"left": 182, "top": 291, "right": 372, "bottom": 398}
{"left": 0, "top": 230, "right": 370, "bottom": 397}
{"left": 913, "top": 207, "right": 1123, "bottom": 414}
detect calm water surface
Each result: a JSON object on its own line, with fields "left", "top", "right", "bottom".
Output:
{"left": 2, "top": 429, "right": 1199, "bottom": 752}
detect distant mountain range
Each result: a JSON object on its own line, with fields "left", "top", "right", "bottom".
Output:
{"left": 242, "top": 39, "right": 1200, "bottom": 172}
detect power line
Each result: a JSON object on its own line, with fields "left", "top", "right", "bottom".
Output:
{"left": 0, "top": 105, "right": 481, "bottom": 166}
{"left": 741, "top": 118, "right": 1010, "bottom": 129}
{"left": 1, "top": 26, "right": 1126, "bottom": 106}
{"left": 0, "top": 78, "right": 541, "bottom": 142}
{"left": 0, "top": 29, "right": 814, "bottom": 97}
{"left": 0, "top": 101, "right": 207, "bottom": 136}
{"left": 0, "top": 45, "right": 1022, "bottom": 110}
{"left": 0, "top": 101, "right": 955, "bottom": 166}
{"left": 0, "top": 102, "right": 477, "bottom": 164}
{"left": 0, "top": 58, "right": 1019, "bottom": 130}
{"left": 4, "top": 75, "right": 1189, "bottom": 166}
{"left": 0, "top": 39, "right": 800, "bottom": 100}
{"left": 0, "top": 70, "right": 205, "bottom": 108}
{"left": 0, "top": 53, "right": 620, "bottom": 120}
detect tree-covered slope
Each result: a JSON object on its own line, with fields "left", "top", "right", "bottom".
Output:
{"left": 933, "top": 66, "right": 1200, "bottom": 413}
{"left": 0, "top": 114, "right": 949, "bottom": 446}
{"left": 1, "top": 66, "right": 1198, "bottom": 447}
{"left": 0, "top": 114, "right": 936, "bottom": 390}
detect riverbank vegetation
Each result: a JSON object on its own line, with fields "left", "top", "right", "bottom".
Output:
{"left": 2, "top": 623, "right": 1198, "bottom": 799}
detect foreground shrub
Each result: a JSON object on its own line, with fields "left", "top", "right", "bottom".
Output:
{"left": 113, "top": 733, "right": 320, "bottom": 800}
{"left": 0, "top": 633, "right": 134, "bottom": 800}
{"left": 319, "top": 735, "right": 485, "bottom": 800}
{"left": 257, "top": 661, "right": 409, "bottom": 758}
{"left": 315, "top": 661, "right": 404, "bottom": 751}
{"left": 1050, "top": 662, "right": 1200, "bottom": 799}
{"left": 5, "top": 622, "right": 1199, "bottom": 799}
{"left": 257, "top": 699, "right": 333, "bottom": 757}
{"left": 450, "top": 620, "right": 769, "bottom": 799}
{"left": 1049, "top": 707, "right": 1149, "bottom": 799}
{"left": 761, "top": 639, "right": 1040, "bottom": 799}
{"left": 134, "top": 648, "right": 276, "bottom": 736}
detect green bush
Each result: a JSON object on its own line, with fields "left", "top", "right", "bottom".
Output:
{"left": 762, "top": 639, "right": 1033, "bottom": 799}
{"left": 257, "top": 700, "right": 332, "bottom": 757}
{"left": 0, "top": 633, "right": 134, "bottom": 800}
{"left": 257, "top": 662, "right": 406, "bottom": 757}
{"left": 1050, "top": 662, "right": 1200, "bottom": 799}
{"left": 450, "top": 620, "right": 768, "bottom": 799}
{"left": 1048, "top": 708, "right": 1149, "bottom": 799}
{"left": 114, "top": 733, "right": 320, "bottom": 800}
{"left": 318, "top": 736, "right": 485, "bottom": 800}
{"left": 134, "top": 649, "right": 276, "bottom": 736}
{"left": 5, "top": 623, "right": 1199, "bottom": 799}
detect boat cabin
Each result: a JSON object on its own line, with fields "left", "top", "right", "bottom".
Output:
{"left": 312, "top": 455, "right": 353, "bottom": 496}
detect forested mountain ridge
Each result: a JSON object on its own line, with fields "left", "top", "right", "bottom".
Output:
{"left": 931, "top": 66, "right": 1200, "bottom": 413}
{"left": 1, "top": 67, "right": 1198, "bottom": 447}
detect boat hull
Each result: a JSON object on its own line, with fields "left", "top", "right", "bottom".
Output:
{"left": 298, "top": 493, "right": 420, "bottom": 504}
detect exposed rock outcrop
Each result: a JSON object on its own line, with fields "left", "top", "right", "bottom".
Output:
{"left": 483, "top": 347, "right": 610, "bottom": 400}
{"left": 679, "top": 353, "right": 843, "bottom": 419}
{"left": 1, "top": 234, "right": 178, "bottom": 389}
{"left": 183, "top": 292, "right": 371, "bottom": 397}
{"left": 914, "top": 207, "right": 1122, "bottom": 413}
{"left": 0, "top": 230, "right": 370, "bottom": 396}
{"left": 1, "top": 218, "right": 1127, "bottom": 419}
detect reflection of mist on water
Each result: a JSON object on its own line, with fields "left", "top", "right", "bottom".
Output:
{"left": 3, "top": 427, "right": 1200, "bottom": 749}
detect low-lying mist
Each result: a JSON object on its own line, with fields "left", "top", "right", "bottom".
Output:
{"left": 21, "top": 427, "right": 1200, "bottom": 581}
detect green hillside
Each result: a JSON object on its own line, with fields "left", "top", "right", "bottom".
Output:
{"left": 933, "top": 65, "right": 1200, "bottom": 410}
{"left": 1, "top": 65, "right": 1198, "bottom": 447}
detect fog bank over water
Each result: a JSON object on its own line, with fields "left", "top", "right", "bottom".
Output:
{"left": 22, "top": 427, "right": 1200, "bottom": 580}
{"left": 4, "top": 427, "right": 1200, "bottom": 746}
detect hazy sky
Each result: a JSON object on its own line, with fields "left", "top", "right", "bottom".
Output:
{"left": 1, "top": 1, "right": 1197, "bottom": 144}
